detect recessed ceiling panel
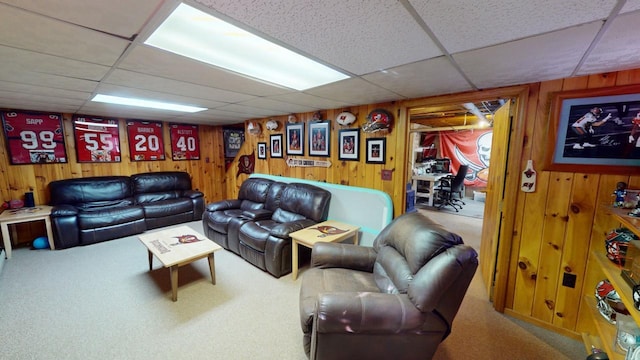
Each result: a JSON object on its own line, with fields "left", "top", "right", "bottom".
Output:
{"left": 95, "top": 84, "right": 224, "bottom": 110}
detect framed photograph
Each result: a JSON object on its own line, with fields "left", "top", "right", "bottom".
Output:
{"left": 366, "top": 137, "right": 386, "bottom": 164}
{"left": 257, "top": 142, "right": 267, "bottom": 159}
{"left": 309, "top": 121, "right": 330, "bottom": 157}
{"left": 338, "top": 128, "right": 359, "bottom": 161}
{"left": 169, "top": 123, "right": 200, "bottom": 160}
{"left": 73, "top": 115, "right": 121, "bottom": 163}
{"left": 1, "top": 111, "right": 67, "bottom": 164}
{"left": 270, "top": 134, "right": 283, "bottom": 158}
{"left": 545, "top": 85, "right": 640, "bottom": 173}
{"left": 127, "top": 120, "right": 165, "bottom": 161}
{"left": 286, "top": 123, "right": 304, "bottom": 155}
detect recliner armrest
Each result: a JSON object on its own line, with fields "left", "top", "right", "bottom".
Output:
{"left": 270, "top": 219, "right": 317, "bottom": 238}
{"left": 206, "top": 199, "right": 242, "bottom": 212}
{"left": 242, "top": 209, "right": 273, "bottom": 220}
{"left": 50, "top": 204, "right": 79, "bottom": 217}
{"left": 183, "top": 190, "right": 203, "bottom": 199}
{"left": 311, "top": 242, "right": 377, "bottom": 272}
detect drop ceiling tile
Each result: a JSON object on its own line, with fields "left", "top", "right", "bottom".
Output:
{"left": 454, "top": 22, "right": 602, "bottom": 89}
{"left": 0, "top": 4, "right": 130, "bottom": 66}
{"left": 305, "top": 78, "right": 404, "bottom": 106}
{"left": 577, "top": 12, "right": 640, "bottom": 75}
{"left": 2, "top": 0, "right": 163, "bottom": 38}
{"left": 0, "top": 100, "right": 79, "bottom": 114}
{"left": 0, "top": 81, "right": 90, "bottom": 100}
{"left": 118, "top": 45, "right": 294, "bottom": 97}
{"left": 238, "top": 98, "right": 318, "bottom": 114}
{"left": 196, "top": 0, "right": 442, "bottom": 75}
{"left": 104, "top": 69, "right": 257, "bottom": 104}
{"left": 0, "top": 69, "right": 98, "bottom": 93}
{"left": 0, "top": 90, "right": 85, "bottom": 107}
{"left": 77, "top": 103, "right": 180, "bottom": 121}
{"left": 363, "top": 57, "right": 474, "bottom": 98}
{"left": 216, "top": 104, "right": 283, "bottom": 117}
{"left": 622, "top": 0, "right": 640, "bottom": 13}
{"left": 410, "top": 0, "right": 617, "bottom": 53}
{"left": 266, "top": 93, "right": 350, "bottom": 110}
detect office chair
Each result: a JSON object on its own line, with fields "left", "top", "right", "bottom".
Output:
{"left": 435, "top": 165, "right": 468, "bottom": 212}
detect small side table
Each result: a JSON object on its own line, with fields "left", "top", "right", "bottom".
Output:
{"left": 0, "top": 205, "right": 55, "bottom": 259}
{"left": 290, "top": 220, "right": 360, "bottom": 280}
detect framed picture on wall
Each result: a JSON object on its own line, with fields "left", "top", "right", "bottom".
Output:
{"left": 257, "top": 142, "right": 267, "bottom": 159}
{"left": 338, "top": 128, "right": 359, "bottom": 161}
{"left": 270, "top": 134, "right": 283, "bottom": 158}
{"left": 309, "top": 121, "right": 330, "bottom": 157}
{"left": 545, "top": 84, "right": 640, "bottom": 174}
{"left": 366, "top": 137, "right": 386, "bottom": 164}
{"left": 73, "top": 115, "right": 121, "bottom": 163}
{"left": 127, "top": 120, "right": 165, "bottom": 161}
{"left": 1, "top": 111, "right": 67, "bottom": 164}
{"left": 169, "top": 123, "right": 200, "bottom": 160}
{"left": 286, "top": 123, "right": 304, "bottom": 155}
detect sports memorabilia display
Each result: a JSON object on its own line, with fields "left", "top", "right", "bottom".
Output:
{"left": 1, "top": 111, "right": 67, "bottom": 164}
{"left": 362, "top": 108, "right": 392, "bottom": 133}
{"left": 127, "top": 120, "right": 165, "bottom": 161}
{"left": 596, "top": 279, "right": 629, "bottom": 324}
{"left": 336, "top": 111, "right": 356, "bottom": 126}
{"left": 73, "top": 115, "right": 121, "bottom": 162}
{"left": 169, "top": 123, "right": 200, "bottom": 160}
{"left": 606, "top": 228, "right": 639, "bottom": 266}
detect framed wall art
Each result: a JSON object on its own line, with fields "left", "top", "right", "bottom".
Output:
{"left": 309, "top": 121, "right": 330, "bottom": 157}
{"left": 545, "top": 85, "right": 640, "bottom": 173}
{"left": 127, "top": 120, "right": 165, "bottom": 161}
{"left": 338, "top": 128, "right": 359, "bottom": 161}
{"left": 1, "top": 111, "right": 67, "bottom": 164}
{"left": 286, "top": 123, "right": 304, "bottom": 155}
{"left": 366, "top": 137, "right": 386, "bottom": 164}
{"left": 270, "top": 134, "right": 283, "bottom": 158}
{"left": 73, "top": 115, "right": 121, "bottom": 163}
{"left": 257, "top": 142, "right": 267, "bottom": 159}
{"left": 169, "top": 123, "right": 200, "bottom": 160}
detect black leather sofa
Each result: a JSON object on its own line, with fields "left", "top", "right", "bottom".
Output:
{"left": 49, "top": 171, "right": 204, "bottom": 249}
{"left": 203, "top": 178, "right": 331, "bottom": 278}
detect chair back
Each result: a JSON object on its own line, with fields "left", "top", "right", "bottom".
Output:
{"left": 450, "top": 165, "right": 468, "bottom": 192}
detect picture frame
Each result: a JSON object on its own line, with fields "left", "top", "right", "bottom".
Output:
{"left": 257, "top": 142, "right": 267, "bottom": 159}
{"left": 545, "top": 85, "right": 640, "bottom": 174}
{"left": 338, "top": 128, "right": 359, "bottom": 161}
{"left": 1, "top": 111, "right": 68, "bottom": 164}
{"left": 169, "top": 123, "right": 200, "bottom": 160}
{"left": 127, "top": 120, "right": 165, "bottom": 161}
{"left": 286, "top": 123, "right": 304, "bottom": 155}
{"left": 270, "top": 134, "right": 283, "bottom": 158}
{"left": 308, "top": 121, "right": 330, "bottom": 157}
{"left": 73, "top": 115, "right": 121, "bottom": 163}
{"left": 366, "top": 137, "right": 386, "bottom": 164}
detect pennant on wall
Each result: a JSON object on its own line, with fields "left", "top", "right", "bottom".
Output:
{"left": 236, "top": 152, "right": 255, "bottom": 177}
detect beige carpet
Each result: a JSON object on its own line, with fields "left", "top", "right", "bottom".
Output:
{"left": 0, "top": 218, "right": 585, "bottom": 359}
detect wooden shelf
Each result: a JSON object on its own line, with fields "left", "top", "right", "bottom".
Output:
{"left": 601, "top": 206, "right": 640, "bottom": 238}
{"left": 583, "top": 296, "right": 624, "bottom": 359}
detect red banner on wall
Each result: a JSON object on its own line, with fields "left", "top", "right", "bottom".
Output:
{"left": 169, "top": 123, "right": 200, "bottom": 160}
{"left": 1, "top": 111, "right": 67, "bottom": 164}
{"left": 73, "top": 115, "right": 121, "bottom": 162}
{"left": 127, "top": 120, "right": 165, "bottom": 161}
{"left": 439, "top": 129, "right": 492, "bottom": 186}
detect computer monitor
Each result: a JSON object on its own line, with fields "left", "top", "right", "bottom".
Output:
{"left": 433, "top": 158, "right": 451, "bottom": 173}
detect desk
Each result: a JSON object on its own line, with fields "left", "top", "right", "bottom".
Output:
{"left": 289, "top": 220, "right": 360, "bottom": 280}
{"left": 0, "top": 205, "right": 55, "bottom": 259}
{"left": 411, "top": 173, "right": 450, "bottom": 207}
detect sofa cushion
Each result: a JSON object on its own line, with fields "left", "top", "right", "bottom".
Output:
{"left": 131, "top": 171, "right": 192, "bottom": 194}
{"left": 77, "top": 206, "right": 144, "bottom": 229}
{"left": 277, "top": 183, "right": 331, "bottom": 222}
{"left": 140, "top": 198, "right": 193, "bottom": 218}
{"left": 49, "top": 176, "right": 132, "bottom": 205}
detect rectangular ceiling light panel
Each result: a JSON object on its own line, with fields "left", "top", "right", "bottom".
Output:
{"left": 145, "top": 3, "right": 349, "bottom": 90}
{"left": 92, "top": 94, "right": 207, "bottom": 113}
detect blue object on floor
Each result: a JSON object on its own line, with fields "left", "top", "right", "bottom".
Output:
{"left": 32, "top": 236, "right": 50, "bottom": 249}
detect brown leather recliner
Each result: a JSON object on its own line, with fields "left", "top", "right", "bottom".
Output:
{"left": 299, "top": 211, "right": 478, "bottom": 360}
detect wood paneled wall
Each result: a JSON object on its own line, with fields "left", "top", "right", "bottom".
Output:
{"left": 3, "top": 69, "right": 640, "bottom": 338}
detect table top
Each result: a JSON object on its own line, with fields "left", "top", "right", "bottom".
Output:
{"left": 412, "top": 173, "right": 451, "bottom": 181}
{"left": 138, "top": 225, "right": 222, "bottom": 267}
{"left": 290, "top": 220, "right": 360, "bottom": 247}
{"left": 0, "top": 205, "right": 52, "bottom": 222}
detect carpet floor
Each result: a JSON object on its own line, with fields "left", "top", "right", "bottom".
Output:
{"left": 0, "top": 218, "right": 585, "bottom": 359}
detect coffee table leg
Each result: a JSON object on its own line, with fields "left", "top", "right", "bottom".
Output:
{"left": 170, "top": 265, "right": 178, "bottom": 302}
{"left": 292, "top": 239, "right": 299, "bottom": 280}
{"left": 208, "top": 252, "right": 216, "bottom": 285}
{"left": 147, "top": 250, "right": 153, "bottom": 271}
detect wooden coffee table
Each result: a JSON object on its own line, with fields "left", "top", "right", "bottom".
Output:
{"left": 290, "top": 220, "right": 360, "bottom": 280}
{"left": 138, "top": 225, "right": 222, "bottom": 301}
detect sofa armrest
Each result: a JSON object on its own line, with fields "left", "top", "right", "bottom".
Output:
{"left": 50, "top": 204, "right": 79, "bottom": 217}
{"left": 270, "top": 219, "right": 317, "bottom": 239}
{"left": 311, "top": 242, "right": 377, "bottom": 272}
{"left": 242, "top": 209, "right": 273, "bottom": 220}
{"left": 206, "top": 199, "right": 242, "bottom": 212}
{"left": 183, "top": 190, "right": 203, "bottom": 199}
{"left": 314, "top": 292, "right": 434, "bottom": 333}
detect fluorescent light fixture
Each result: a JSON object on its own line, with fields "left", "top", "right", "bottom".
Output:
{"left": 91, "top": 94, "right": 207, "bottom": 113}
{"left": 144, "top": 3, "right": 349, "bottom": 90}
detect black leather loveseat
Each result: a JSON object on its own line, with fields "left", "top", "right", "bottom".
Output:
{"left": 202, "top": 178, "right": 331, "bottom": 278}
{"left": 49, "top": 171, "right": 204, "bottom": 249}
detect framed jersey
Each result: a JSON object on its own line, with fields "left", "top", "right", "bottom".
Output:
{"left": 169, "top": 123, "right": 200, "bottom": 160}
{"left": 126, "top": 120, "right": 165, "bottom": 161}
{"left": 73, "top": 115, "right": 121, "bottom": 162}
{"left": 1, "top": 111, "right": 67, "bottom": 164}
